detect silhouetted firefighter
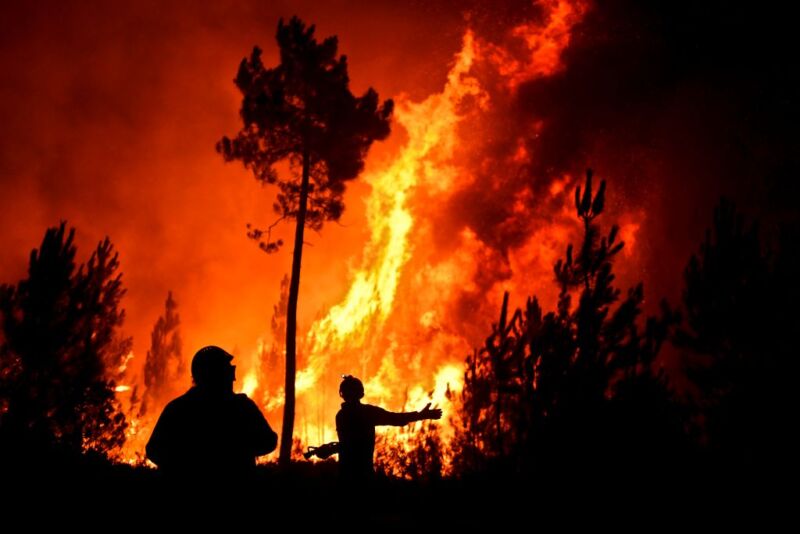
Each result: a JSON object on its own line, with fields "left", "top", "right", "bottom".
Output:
{"left": 306, "top": 375, "right": 442, "bottom": 481}
{"left": 145, "top": 346, "right": 277, "bottom": 479}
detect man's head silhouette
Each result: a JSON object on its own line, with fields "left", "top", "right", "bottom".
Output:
{"left": 339, "top": 375, "right": 364, "bottom": 402}
{"left": 192, "top": 345, "right": 235, "bottom": 392}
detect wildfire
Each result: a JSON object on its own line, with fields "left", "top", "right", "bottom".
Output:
{"left": 117, "top": 1, "right": 605, "bottom": 472}
{"left": 296, "top": 29, "right": 484, "bottom": 397}
{"left": 487, "top": 0, "right": 588, "bottom": 89}
{"left": 240, "top": 369, "right": 259, "bottom": 398}
{"left": 620, "top": 222, "right": 640, "bottom": 257}
{"left": 274, "top": 0, "right": 590, "bottom": 468}
{"left": 513, "top": 0, "right": 587, "bottom": 80}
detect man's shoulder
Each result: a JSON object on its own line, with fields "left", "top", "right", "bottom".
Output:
{"left": 362, "top": 403, "right": 386, "bottom": 414}
{"left": 352, "top": 403, "right": 388, "bottom": 421}
{"left": 232, "top": 393, "right": 264, "bottom": 414}
{"left": 163, "top": 389, "right": 196, "bottom": 410}
{"left": 339, "top": 402, "right": 384, "bottom": 413}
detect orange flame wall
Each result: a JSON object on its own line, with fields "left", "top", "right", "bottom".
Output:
{"left": 260, "top": 0, "right": 598, "bottom": 458}
{"left": 1, "top": 0, "right": 663, "bottom": 464}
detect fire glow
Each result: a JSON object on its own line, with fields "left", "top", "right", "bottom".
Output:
{"left": 116, "top": 0, "right": 644, "bottom": 471}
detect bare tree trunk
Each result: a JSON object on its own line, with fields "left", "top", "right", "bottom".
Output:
{"left": 279, "top": 148, "right": 310, "bottom": 467}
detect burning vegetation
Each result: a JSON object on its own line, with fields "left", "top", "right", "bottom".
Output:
{"left": 1, "top": 0, "right": 798, "bottom": 500}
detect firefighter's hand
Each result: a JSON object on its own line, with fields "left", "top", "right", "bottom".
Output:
{"left": 419, "top": 403, "right": 442, "bottom": 420}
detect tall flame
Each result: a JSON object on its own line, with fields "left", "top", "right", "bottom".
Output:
{"left": 300, "top": 30, "right": 486, "bottom": 392}
{"left": 281, "top": 0, "right": 590, "bottom": 462}
{"left": 117, "top": 1, "right": 606, "bottom": 470}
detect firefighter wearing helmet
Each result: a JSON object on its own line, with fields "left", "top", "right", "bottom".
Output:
{"left": 335, "top": 374, "right": 442, "bottom": 480}
{"left": 146, "top": 346, "right": 277, "bottom": 479}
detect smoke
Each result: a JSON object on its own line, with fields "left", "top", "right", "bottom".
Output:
{"left": 419, "top": 0, "right": 799, "bottom": 315}
{"left": 510, "top": 0, "right": 799, "bottom": 303}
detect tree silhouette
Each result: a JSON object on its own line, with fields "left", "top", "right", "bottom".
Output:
{"left": 676, "top": 199, "right": 797, "bottom": 470}
{"left": 375, "top": 417, "right": 444, "bottom": 482}
{"left": 453, "top": 170, "right": 682, "bottom": 477}
{"left": 0, "top": 222, "right": 130, "bottom": 457}
{"left": 139, "top": 291, "right": 183, "bottom": 418}
{"left": 218, "top": 17, "right": 393, "bottom": 465}
{"left": 253, "top": 274, "right": 289, "bottom": 407}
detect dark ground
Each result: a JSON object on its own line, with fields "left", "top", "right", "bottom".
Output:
{"left": 0, "top": 450, "right": 790, "bottom": 529}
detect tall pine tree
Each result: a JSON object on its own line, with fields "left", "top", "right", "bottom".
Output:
{"left": 454, "top": 170, "right": 681, "bottom": 477}
{"left": 218, "top": 17, "right": 393, "bottom": 465}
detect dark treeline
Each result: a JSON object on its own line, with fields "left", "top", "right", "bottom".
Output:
{"left": 368, "top": 170, "right": 798, "bottom": 495}
{"left": 2, "top": 172, "right": 797, "bottom": 483}
{"left": 444, "top": 170, "right": 798, "bottom": 486}
{"left": 0, "top": 171, "right": 794, "bottom": 521}
{"left": 0, "top": 223, "right": 130, "bottom": 465}
{"left": 451, "top": 169, "right": 685, "bottom": 480}
{"left": 0, "top": 223, "right": 189, "bottom": 472}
